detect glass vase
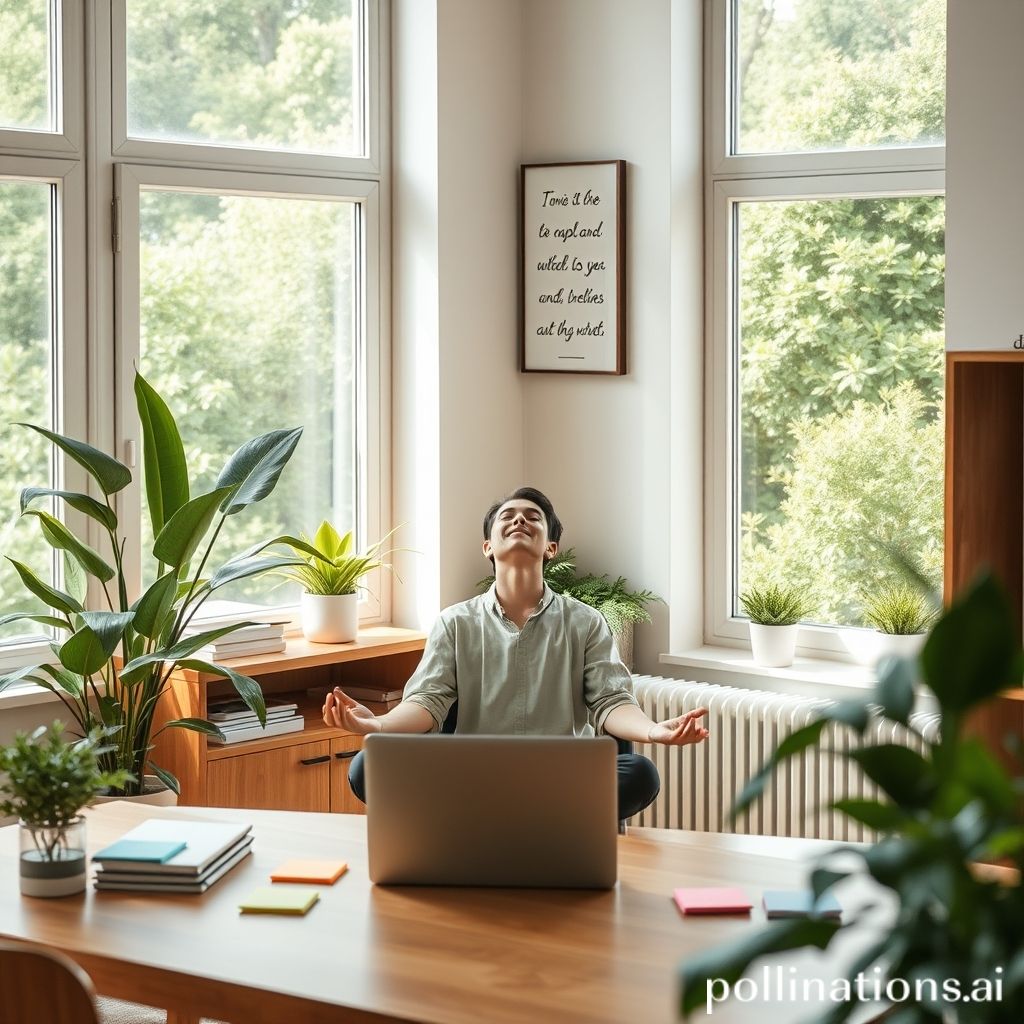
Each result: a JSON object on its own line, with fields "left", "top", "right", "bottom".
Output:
{"left": 19, "top": 815, "right": 87, "bottom": 898}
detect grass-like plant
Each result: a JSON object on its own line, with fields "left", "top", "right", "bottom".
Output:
{"left": 0, "top": 722, "right": 129, "bottom": 861}
{"left": 276, "top": 520, "right": 400, "bottom": 595}
{"left": 738, "top": 582, "right": 810, "bottom": 626}
{"left": 862, "top": 581, "right": 935, "bottom": 634}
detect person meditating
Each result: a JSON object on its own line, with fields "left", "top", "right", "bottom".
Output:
{"left": 322, "top": 486, "right": 709, "bottom": 821}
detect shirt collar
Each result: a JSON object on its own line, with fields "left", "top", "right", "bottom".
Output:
{"left": 487, "top": 581, "right": 557, "bottom": 620}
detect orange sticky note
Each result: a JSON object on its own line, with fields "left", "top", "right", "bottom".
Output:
{"left": 270, "top": 859, "right": 349, "bottom": 884}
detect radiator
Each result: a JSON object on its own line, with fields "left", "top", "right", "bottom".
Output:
{"left": 630, "top": 675, "right": 941, "bottom": 841}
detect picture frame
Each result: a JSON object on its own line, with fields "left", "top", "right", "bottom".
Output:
{"left": 520, "top": 160, "right": 626, "bottom": 375}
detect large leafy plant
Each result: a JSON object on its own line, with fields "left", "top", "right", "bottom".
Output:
{"left": 0, "top": 372, "right": 320, "bottom": 796}
{"left": 0, "top": 721, "right": 129, "bottom": 860}
{"left": 680, "top": 573, "right": 1024, "bottom": 1022}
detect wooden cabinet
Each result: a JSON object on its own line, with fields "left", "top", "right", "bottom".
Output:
{"left": 150, "top": 627, "right": 425, "bottom": 814}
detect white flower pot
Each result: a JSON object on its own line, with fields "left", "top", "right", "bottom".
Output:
{"left": 19, "top": 816, "right": 87, "bottom": 898}
{"left": 749, "top": 623, "right": 799, "bottom": 668}
{"left": 92, "top": 774, "right": 178, "bottom": 807}
{"left": 302, "top": 592, "right": 359, "bottom": 644}
{"left": 842, "top": 629, "right": 927, "bottom": 667}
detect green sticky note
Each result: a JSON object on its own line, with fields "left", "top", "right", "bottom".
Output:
{"left": 239, "top": 886, "right": 320, "bottom": 916}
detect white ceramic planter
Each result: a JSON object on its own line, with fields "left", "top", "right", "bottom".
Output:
{"left": 92, "top": 774, "right": 178, "bottom": 807}
{"left": 842, "top": 629, "right": 927, "bottom": 667}
{"left": 302, "top": 592, "right": 359, "bottom": 644}
{"left": 19, "top": 817, "right": 87, "bottom": 898}
{"left": 749, "top": 623, "right": 799, "bottom": 668}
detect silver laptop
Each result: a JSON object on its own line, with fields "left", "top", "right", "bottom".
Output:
{"left": 364, "top": 735, "right": 618, "bottom": 889}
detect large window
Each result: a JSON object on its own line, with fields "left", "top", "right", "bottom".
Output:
{"left": 707, "top": 0, "right": 945, "bottom": 654}
{"left": 0, "top": 2, "right": 387, "bottom": 665}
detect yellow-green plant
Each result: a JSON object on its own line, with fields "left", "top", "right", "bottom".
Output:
{"left": 738, "top": 582, "right": 810, "bottom": 626}
{"left": 276, "top": 521, "right": 400, "bottom": 596}
{"left": 862, "top": 581, "right": 935, "bottom": 635}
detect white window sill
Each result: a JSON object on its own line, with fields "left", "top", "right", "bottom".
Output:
{"left": 0, "top": 683, "right": 63, "bottom": 711}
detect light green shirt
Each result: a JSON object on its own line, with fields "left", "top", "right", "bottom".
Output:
{"left": 401, "top": 583, "right": 639, "bottom": 736}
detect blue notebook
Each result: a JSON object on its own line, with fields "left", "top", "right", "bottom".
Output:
{"left": 94, "top": 839, "right": 187, "bottom": 864}
{"left": 763, "top": 890, "right": 842, "bottom": 919}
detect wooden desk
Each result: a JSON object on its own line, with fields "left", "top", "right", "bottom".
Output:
{"left": 0, "top": 804, "right": 888, "bottom": 1024}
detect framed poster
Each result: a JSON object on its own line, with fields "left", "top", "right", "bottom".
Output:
{"left": 520, "top": 160, "right": 626, "bottom": 374}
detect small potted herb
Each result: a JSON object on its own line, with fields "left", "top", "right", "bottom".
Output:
{"left": 861, "top": 581, "right": 935, "bottom": 659}
{"left": 0, "top": 722, "right": 129, "bottom": 897}
{"left": 739, "top": 583, "right": 810, "bottom": 667}
{"left": 278, "top": 521, "right": 401, "bottom": 643}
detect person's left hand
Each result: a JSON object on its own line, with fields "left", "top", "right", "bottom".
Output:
{"left": 648, "top": 707, "right": 709, "bottom": 746}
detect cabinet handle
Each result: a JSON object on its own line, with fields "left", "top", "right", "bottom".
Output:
{"left": 299, "top": 754, "right": 331, "bottom": 766}
{"left": 334, "top": 750, "right": 358, "bottom": 760}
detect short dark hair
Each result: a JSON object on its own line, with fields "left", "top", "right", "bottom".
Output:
{"left": 483, "top": 487, "right": 563, "bottom": 569}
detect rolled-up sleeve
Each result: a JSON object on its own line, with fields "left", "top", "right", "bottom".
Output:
{"left": 582, "top": 613, "right": 639, "bottom": 734}
{"left": 400, "top": 615, "right": 458, "bottom": 731}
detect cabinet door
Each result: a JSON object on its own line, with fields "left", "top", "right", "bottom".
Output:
{"left": 330, "top": 736, "right": 365, "bottom": 814}
{"left": 207, "top": 741, "right": 332, "bottom": 812}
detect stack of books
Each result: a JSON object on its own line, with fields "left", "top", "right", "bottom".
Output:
{"left": 93, "top": 818, "right": 253, "bottom": 893}
{"left": 207, "top": 695, "right": 305, "bottom": 745}
{"left": 183, "top": 619, "right": 289, "bottom": 661}
{"left": 337, "top": 684, "right": 404, "bottom": 714}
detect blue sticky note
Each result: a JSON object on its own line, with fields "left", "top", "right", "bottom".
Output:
{"left": 762, "top": 890, "right": 842, "bottom": 919}
{"left": 94, "top": 839, "right": 187, "bottom": 863}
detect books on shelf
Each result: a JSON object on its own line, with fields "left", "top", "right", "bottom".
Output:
{"left": 337, "top": 685, "right": 405, "bottom": 703}
{"left": 182, "top": 618, "right": 288, "bottom": 661}
{"left": 208, "top": 716, "right": 305, "bottom": 746}
{"left": 208, "top": 697, "right": 299, "bottom": 724}
{"left": 196, "top": 637, "right": 287, "bottom": 661}
{"left": 93, "top": 818, "right": 254, "bottom": 893}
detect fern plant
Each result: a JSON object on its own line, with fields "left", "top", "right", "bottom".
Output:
{"left": 862, "top": 582, "right": 935, "bottom": 634}
{"left": 276, "top": 521, "right": 400, "bottom": 596}
{"left": 739, "top": 582, "right": 810, "bottom": 626}
{"left": 478, "top": 547, "right": 662, "bottom": 634}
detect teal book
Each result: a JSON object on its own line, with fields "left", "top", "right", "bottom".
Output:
{"left": 762, "top": 890, "right": 842, "bottom": 920}
{"left": 94, "top": 839, "right": 187, "bottom": 863}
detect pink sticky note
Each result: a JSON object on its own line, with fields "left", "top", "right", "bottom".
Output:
{"left": 673, "top": 887, "right": 753, "bottom": 915}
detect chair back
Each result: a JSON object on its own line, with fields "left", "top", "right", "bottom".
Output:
{"left": 0, "top": 941, "right": 100, "bottom": 1024}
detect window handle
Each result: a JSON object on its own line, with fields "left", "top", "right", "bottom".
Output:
{"left": 299, "top": 754, "right": 331, "bottom": 766}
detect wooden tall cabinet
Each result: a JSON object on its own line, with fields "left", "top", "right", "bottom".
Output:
{"left": 150, "top": 627, "right": 426, "bottom": 813}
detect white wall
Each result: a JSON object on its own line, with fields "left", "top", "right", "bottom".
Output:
{"left": 520, "top": 0, "right": 703, "bottom": 672}
{"left": 946, "top": 0, "right": 1024, "bottom": 351}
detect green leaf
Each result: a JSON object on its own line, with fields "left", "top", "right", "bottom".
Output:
{"left": 146, "top": 761, "right": 180, "bottom": 797}
{"left": 0, "top": 612, "right": 71, "bottom": 632}
{"left": 832, "top": 798, "right": 907, "bottom": 832}
{"left": 118, "top": 623, "right": 260, "bottom": 685}
{"left": 63, "top": 551, "right": 87, "bottom": 605}
{"left": 6, "top": 558, "right": 83, "bottom": 615}
{"left": 22, "top": 509, "right": 116, "bottom": 583}
{"left": 848, "top": 744, "right": 935, "bottom": 809}
{"left": 135, "top": 371, "right": 189, "bottom": 536}
{"left": 133, "top": 571, "right": 178, "bottom": 639}
{"left": 207, "top": 555, "right": 306, "bottom": 592}
{"left": 157, "top": 717, "right": 226, "bottom": 742}
{"left": 96, "top": 695, "right": 123, "bottom": 726}
{"left": 20, "top": 487, "right": 118, "bottom": 530}
{"left": 59, "top": 626, "right": 111, "bottom": 676}
{"left": 0, "top": 664, "right": 49, "bottom": 694}
{"left": 35, "top": 663, "right": 85, "bottom": 698}
{"left": 875, "top": 655, "right": 916, "bottom": 726}
{"left": 920, "top": 573, "right": 1023, "bottom": 713}
{"left": 177, "top": 659, "right": 266, "bottom": 726}
{"left": 152, "top": 486, "right": 234, "bottom": 569}
{"left": 679, "top": 918, "right": 841, "bottom": 1016}
{"left": 78, "top": 611, "right": 135, "bottom": 657}
{"left": 17, "top": 422, "right": 131, "bottom": 495}
{"left": 809, "top": 867, "right": 850, "bottom": 900}
{"left": 215, "top": 427, "right": 303, "bottom": 515}
{"left": 822, "top": 698, "right": 870, "bottom": 734}
{"left": 313, "top": 520, "right": 346, "bottom": 560}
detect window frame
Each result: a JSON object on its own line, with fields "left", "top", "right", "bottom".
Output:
{"left": 704, "top": 0, "right": 946, "bottom": 660}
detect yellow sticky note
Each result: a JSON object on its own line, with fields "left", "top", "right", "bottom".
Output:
{"left": 239, "top": 886, "right": 320, "bottom": 915}
{"left": 270, "top": 859, "right": 348, "bottom": 885}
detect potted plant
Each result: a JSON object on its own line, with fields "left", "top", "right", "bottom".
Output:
{"left": 0, "top": 371, "right": 318, "bottom": 798}
{"left": 478, "top": 548, "right": 662, "bottom": 671}
{"left": 1, "top": 722, "right": 129, "bottom": 897}
{"left": 739, "top": 582, "right": 810, "bottom": 668}
{"left": 860, "top": 580, "right": 936, "bottom": 659}
{"left": 680, "top": 572, "right": 1024, "bottom": 1022}
{"left": 276, "top": 520, "right": 400, "bottom": 643}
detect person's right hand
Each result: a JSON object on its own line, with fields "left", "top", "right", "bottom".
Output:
{"left": 322, "top": 687, "right": 383, "bottom": 735}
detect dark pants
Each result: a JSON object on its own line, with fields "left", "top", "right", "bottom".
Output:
{"left": 348, "top": 747, "right": 660, "bottom": 822}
